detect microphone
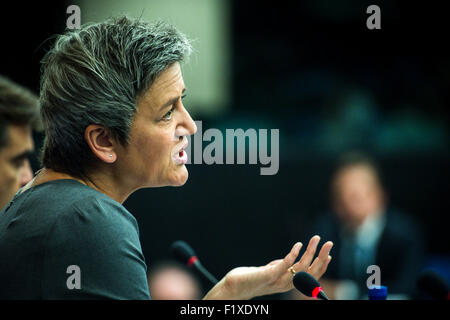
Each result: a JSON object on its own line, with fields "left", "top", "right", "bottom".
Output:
{"left": 171, "top": 240, "right": 218, "bottom": 286}
{"left": 417, "top": 270, "right": 450, "bottom": 300}
{"left": 293, "top": 271, "right": 329, "bottom": 300}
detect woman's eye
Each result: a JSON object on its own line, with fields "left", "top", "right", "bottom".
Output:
{"left": 162, "top": 106, "right": 175, "bottom": 121}
{"left": 161, "top": 95, "right": 185, "bottom": 121}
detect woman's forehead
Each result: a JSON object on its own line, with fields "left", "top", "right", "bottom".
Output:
{"left": 139, "top": 63, "right": 185, "bottom": 111}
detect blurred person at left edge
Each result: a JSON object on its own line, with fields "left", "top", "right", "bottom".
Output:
{"left": 0, "top": 76, "right": 41, "bottom": 210}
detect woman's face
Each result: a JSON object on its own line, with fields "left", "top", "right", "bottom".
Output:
{"left": 115, "top": 62, "right": 197, "bottom": 190}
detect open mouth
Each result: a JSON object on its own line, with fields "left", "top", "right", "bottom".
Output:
{"left": 173, "top": 142, "right": 188, "bottom": 165}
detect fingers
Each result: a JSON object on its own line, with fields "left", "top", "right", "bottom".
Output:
{"left": 274, "top": 242, "right": 302, "bottom": 274}
{"left": 308, "top": 256, "right": 332, "bottom": 281}
{"left": 317, "top": 241, "right": 333, "bottom": 261}
{"left": 293, "top": 235, "right": 320, "bottom": 271}
{"left": 307, "top": 241, "right": 333, "bottom": 280}
{"left": 268, "top": 237, "right": 333, "bottom": 283}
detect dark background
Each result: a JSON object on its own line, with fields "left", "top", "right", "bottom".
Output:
{"left": 1, "top": 1, "right": 448, "bottom": 297}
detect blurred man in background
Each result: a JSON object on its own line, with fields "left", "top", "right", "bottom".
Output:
{"left": 290, "top": 152, "right": 425, "bottom": 299}
{"left": 148, "top": 261, "right": 203, "bottom": 300}
{"left": 0, "top": 76, "right": 41, "bottom": 209}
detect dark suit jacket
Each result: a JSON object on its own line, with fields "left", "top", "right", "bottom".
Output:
{"left": 307, "top": 209, "right": 425, "bottom": 298}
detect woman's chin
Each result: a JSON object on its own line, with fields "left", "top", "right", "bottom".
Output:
{"left": 142, "top": 165, "right": 189, "bottom": 188}
{"left": 170, "top": 166, "right": 189, "bottom": 187}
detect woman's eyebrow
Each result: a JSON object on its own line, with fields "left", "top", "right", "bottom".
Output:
{"left": 159, "top": 88, "right": 186, "bottom": 111}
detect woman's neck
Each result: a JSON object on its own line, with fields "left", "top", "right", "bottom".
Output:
{"left": 29, "top": 168, "right": 131, "bottom": 204}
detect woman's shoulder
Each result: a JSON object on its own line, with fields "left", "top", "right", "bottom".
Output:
{"left": 12, "top": 179, "right": 137, "bottom": 230}
{"left": 37, "top": 180, "right": 142, "bottom": 251}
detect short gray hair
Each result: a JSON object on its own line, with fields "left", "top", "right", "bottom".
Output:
{"left": 40, "top": 16, "right": 192, "bottom": 178}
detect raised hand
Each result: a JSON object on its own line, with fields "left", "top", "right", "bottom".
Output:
{"left": 203, "top": 236, "right": 333, "bottom": 300}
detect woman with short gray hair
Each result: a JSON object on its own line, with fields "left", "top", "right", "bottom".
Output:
{"left": 0, "top": 16, "right": 333, "bottom": 299}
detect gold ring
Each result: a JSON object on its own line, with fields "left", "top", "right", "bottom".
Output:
{"left": 288, "top": 266, "right": 296, "bottom": 276}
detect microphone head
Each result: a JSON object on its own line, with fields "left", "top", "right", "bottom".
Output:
{"left": 417, "top": 270, "right": 449, "bottom": 300}
{"left": 171, "top": 240, "right": 197, "bottom": 266}
{"left": 293, "top": 271, "right": 323, "bottom": 298}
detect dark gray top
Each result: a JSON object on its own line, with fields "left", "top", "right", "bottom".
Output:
{"left": 0, "top": 179, "right": 150, "bottom": 299}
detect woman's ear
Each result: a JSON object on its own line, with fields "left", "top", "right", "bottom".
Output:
{"left": 84, "top": 124, "right": 117, "bottom": 163}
